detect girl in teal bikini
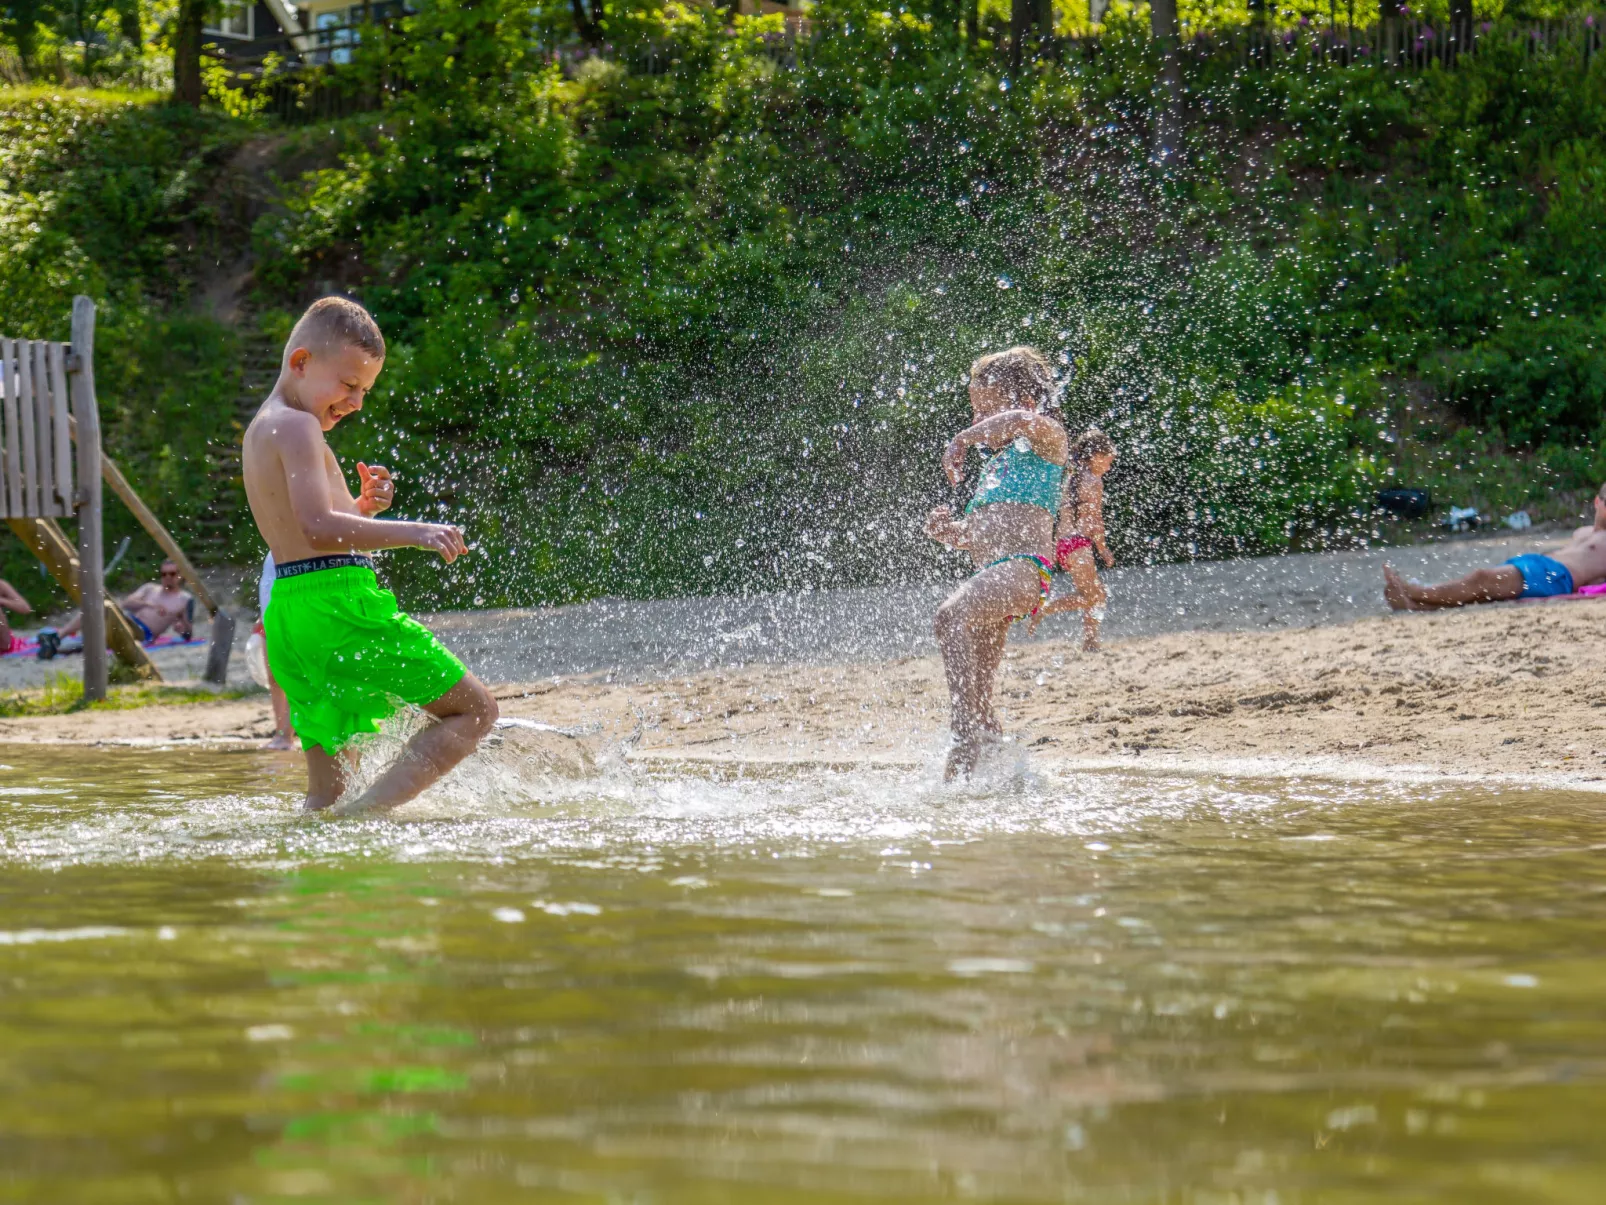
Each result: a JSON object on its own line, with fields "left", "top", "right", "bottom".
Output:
{"left": 925, "top": 346, "right": 1068, "bottom": 780}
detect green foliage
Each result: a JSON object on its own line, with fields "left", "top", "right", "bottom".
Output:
{"left": 0, "top": 672, "right": 258, "bottom": 716}
{"left": 0, "top": 87, "right": 254, "bottom": 604}
{"left": 8, "top": 10, "right": 1606, "bottom": 613}
{"left": 241, "top": 4, "right": 1606, "bottom": 605}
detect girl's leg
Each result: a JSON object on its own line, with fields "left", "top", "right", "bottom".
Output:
{"left": 933, "top": 560, "right": 1043, "bottom": 779}
{"left": 1065, "top": 553, "right": 1107, "bottom": 650}
{"left": 973, "top": 622, "right": 1009, "bottom": 735}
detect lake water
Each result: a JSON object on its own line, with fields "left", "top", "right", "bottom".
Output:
{"left": 1, "top": 744, "right": 1603, "bottom": 1202}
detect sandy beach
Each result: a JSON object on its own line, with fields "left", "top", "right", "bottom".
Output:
{"left": 3, "top": 587, "right": 1603, "bottom": 791}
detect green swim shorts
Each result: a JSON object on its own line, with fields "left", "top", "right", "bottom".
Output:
{"left": 263, "top": 557, "right": 466, "bottom": 755}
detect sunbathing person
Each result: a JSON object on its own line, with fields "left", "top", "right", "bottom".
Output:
{"left": 60, "top": 561, "right": 195, "bottom": 642}
{"left": 1384, "top": 487, "right": 1606, "bottom": 610}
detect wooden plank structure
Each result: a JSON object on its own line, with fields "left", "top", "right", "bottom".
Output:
{"left": 0, "top": 299, "right": 116, "bottom": 697}
{"left": 0, "top": 298, "right": 246, "bottom": 698}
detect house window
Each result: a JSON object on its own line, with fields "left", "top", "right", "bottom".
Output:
{"left": 206, "top": 0, "right": 253, "bottom": 39}
{"left": 315, "top": 10, "right": 354, "bottom": 63}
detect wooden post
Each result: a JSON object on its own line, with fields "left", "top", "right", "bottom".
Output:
{"left": 69, "top": 296, "right": 107, "bottom": 703}
{"left": 69, "top": 418, "right": 237, "bottom": 684}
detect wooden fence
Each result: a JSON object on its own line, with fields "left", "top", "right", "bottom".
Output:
{"left": 0, "top": 338, "right": 77, "bottom": 520}
{"left": 1146, "top": 13, "right": 1606, "bottom": 71}
{"left": 0, "top": 300, "right": 116, "bottom": 699}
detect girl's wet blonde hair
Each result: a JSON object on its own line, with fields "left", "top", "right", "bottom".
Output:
{"left": 970, "top": 346, "right": 1058, "bottom": 412}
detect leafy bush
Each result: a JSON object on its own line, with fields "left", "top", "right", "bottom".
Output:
{"left": 0, "top": 87, "right": 253, "bottom": 602}
{"left": 7, "top": 8, "right": 1606, "bottom": 612}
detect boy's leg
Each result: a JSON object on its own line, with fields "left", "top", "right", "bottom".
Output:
{"left": 330, "top": 673, "right": 499, "bottom": 815}
{"left": 1384, "top": 563, "right": 1522, "bottom": 611}
{"left": 303, "top": 746, "right": 351, "bottom": 811}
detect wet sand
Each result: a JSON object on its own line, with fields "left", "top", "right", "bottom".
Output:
{"left": 4, "top": 589, "right": 1604, "bottom": 792}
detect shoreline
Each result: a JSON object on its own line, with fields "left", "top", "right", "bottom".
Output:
{"left": 4, "top": 595, "right": 1605, "bottom": 795}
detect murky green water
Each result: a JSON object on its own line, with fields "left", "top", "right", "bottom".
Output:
{"left": 1, "top": 745, "right": 1604, "bottom": 1203}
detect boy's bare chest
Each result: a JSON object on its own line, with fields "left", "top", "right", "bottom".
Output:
{"left": 323, "top": 449, "right": 348, "bottom": 499}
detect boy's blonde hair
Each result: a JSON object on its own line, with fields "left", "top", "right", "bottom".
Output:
{"left": 1069, "top": 427, "right": 1116, "bottom": 465}
{"left": 285, "top": 296, "right": 386, "bottom": 366}
{"left": 969, "top": 346, "right": 1058, "bottom": 411}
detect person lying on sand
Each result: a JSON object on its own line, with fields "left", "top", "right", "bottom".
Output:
{"left": 242, "top": 296, "right": 496, "bottom": 814}
{"left": 926, "top": 346, "right": 1068, "bottom": 780}
{"left": 1029, "top": 427, "right": 1117, "bottom": 650}
{"left": 1384, "top": 485, "right": 1606, "bottom": 610}
{"left": 60, "top": 561, "right": 194, "bottom": 642}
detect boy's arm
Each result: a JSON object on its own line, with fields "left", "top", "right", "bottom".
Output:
{"left": 277, "top": 414, "right": 467, "bottom": 561}
{"left": 942, "top": 409, "right": 1068, "bottom": 484}
{"left": 354, "top": 463, "right": 394, "bottom": 516}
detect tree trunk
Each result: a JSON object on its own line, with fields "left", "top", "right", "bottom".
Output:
{"left": 1010, "top": 0, "right": 1028, "bottom": 70}
{"left": 1149, "top": 0, "right": 1182, "bottom": 164}
{"left": 117, "top": 0, "right": 142, "bottom": 46}
{"left": 1376, "top": 0, "right": 1403, "bottom": 64}
{"left": 965, "top": 0, "right": 978, "bottom": 46}
{"left": 570, "top": 0, "right": 602, "bottom": 45}
{"left": 171, "top": 0, "right": 205, "bottom": 106}
{"left": 1448, "top": 0, "right": 1473, "bottom": 58}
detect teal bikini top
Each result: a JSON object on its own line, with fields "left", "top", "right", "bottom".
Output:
{"left": 966, "top": 437, "right": 1065, "bottom": 515}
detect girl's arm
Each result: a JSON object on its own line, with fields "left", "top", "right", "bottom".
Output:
{"left": 942, "top": 409, "right": 1068, "bottom": 484}
{"left": 925, "top": 505, "right": 971, "bottom": 550}
{"left": 1078, "top": 474, "right": 1114, "bottom": 567}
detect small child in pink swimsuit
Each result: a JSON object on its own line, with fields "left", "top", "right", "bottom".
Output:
{"left": 1031, "top": 428, "right": 1116, "bottom": 650}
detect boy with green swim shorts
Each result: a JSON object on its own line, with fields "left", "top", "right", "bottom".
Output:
{"left": 242, "top": 297, "right": 498, "bottom": 814}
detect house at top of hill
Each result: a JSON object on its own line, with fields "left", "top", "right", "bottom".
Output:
{"left": 206, "top": 0, "right": 408, "bottom": 66}
{"left": 208, "top": 0, "right": 804, "bottom": 66}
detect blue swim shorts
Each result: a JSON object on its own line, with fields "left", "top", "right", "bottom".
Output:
{"left": 1505, "top": 553, "right": 1575, "bottom": 599}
